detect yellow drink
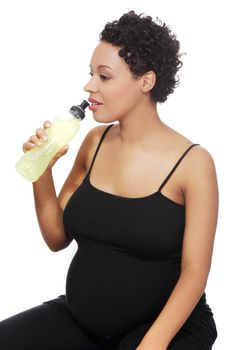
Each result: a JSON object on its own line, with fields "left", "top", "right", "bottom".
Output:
{"left": 15, "top": 100, "right": 89, "bottom": 182}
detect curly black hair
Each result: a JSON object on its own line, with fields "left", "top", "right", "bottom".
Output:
{"left": 99, "top": 10, "right": 183, "bottom": 103}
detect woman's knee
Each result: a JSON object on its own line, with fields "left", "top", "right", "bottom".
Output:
{"left": 0, "top": 301, "right": 101, "bottom": 350}
{"left": 0, "top": 303, "right": 57, "bottom": 348}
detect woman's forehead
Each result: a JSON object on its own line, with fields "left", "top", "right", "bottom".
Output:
{"left": 90, "top": 42, "right": 124, "bottom": 70}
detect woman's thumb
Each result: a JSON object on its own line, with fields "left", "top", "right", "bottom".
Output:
{"left": 58, "top": 145, "right": 69, "bottom": 158}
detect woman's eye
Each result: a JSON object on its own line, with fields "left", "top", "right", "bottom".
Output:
{"left": 100, "top": 75, "right": 110, "bottom": 81}
{"left": 88, "top": 72, "right": 110, "bottom": 81}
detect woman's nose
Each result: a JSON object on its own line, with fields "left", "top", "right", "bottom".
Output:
{"left": 83, "top": 78, "right": 98, "bottom": 93}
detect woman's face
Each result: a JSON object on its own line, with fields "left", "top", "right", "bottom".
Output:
{"left": 83, "top": 41, "right": 143, "bottom": 123}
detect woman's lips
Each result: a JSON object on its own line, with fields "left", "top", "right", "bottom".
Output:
{"left": 88, "top": 97, "right": 103, "bottom": 105}
{"left": 89, "top": 104, "right": 102, "bottom": 111}
{"left": 88, "top": 97, "right": 103, "bottom": 111}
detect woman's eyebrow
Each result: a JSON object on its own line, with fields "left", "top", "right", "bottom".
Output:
{"left": 89, "top": 64, "right": 114, "bottom": 71}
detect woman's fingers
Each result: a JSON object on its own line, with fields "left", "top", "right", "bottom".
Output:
{"left": 22, "top": 121, "right": 51, "bottom": 153}
{"left": 22, "top": 122, "right": 69, "bottom": 169}
{"left": 22, "top": 135, "right": 42, "bottom": 152}
{"left": 30, "top": 134, "right": 42, "bottom": 146}
{"left": 22, "top": 141, "right": 35, "bottom": 153}
{"left": 35, "top": 128, "right": 48, "bottom": 142}
{"left": 43, "top": 120, "right": 51, "bottom": 129}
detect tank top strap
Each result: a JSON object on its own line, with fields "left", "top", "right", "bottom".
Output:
{"left": 86, "top": 124, "right": 114, "bottom": 177}
{"left": 158, "top": 143, "right": 200, "bottom": 193}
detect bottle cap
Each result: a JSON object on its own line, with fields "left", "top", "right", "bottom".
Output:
{"left": 69, "top": 100, "right": 90, "bottom": 120}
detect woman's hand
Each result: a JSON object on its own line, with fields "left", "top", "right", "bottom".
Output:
{"left": 22, "top": 120, "right": 69, "bottom": 169}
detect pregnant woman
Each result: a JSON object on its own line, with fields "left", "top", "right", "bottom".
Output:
{"left": 0, "top": 10, "right": 218, "bottom": 350}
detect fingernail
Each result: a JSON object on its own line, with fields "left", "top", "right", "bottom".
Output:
{"left": 42, "top": 135, "right": 48, "bottom": 141}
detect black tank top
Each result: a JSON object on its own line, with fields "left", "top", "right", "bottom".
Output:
{"left": 63, "top": 123, "right": 204, "bottom": 337}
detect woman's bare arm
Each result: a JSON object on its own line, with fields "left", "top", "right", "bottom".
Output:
{"left": 136, "top": 146, "right": 219, "bottom": 349}
{"left": 27, "top": 122, "right": 101, "bottom": 252}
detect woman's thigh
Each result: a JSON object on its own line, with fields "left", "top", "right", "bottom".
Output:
{"left": 116, "top": 314, "right": 217, "bottom": 350}
{"left": 0, "top": 296, "right": 100, "bottom": 350}
{"left": 166, "top": 306, "right": 218, "bottom": 350}
{"left": 167, "top": 323, "right": 216, "bottom": 350}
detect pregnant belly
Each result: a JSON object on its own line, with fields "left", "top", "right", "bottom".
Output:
{"left": 66, "top": 246, "right": 180, "bottom": 336}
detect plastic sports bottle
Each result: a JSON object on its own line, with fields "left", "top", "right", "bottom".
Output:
{"left": 15, "top": 100, "right": 89, "bottom": 182}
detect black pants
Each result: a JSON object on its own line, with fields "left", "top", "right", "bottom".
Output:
{"left": 0, "top": 295, "right": 217, "bottom": 349}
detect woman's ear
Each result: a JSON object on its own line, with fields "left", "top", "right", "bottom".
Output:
{"left": 140, "top": 71, "right": 156, "bottom": 93}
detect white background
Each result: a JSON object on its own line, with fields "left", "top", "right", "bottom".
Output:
{"left": 0, "top": 0, "right": 232, "bottom": 348}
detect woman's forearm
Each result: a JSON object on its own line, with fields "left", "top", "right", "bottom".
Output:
{"left": 32, "top": 167, "right": 71, "bottom": 251}
{"left": 138, "top": 267, "right": 208, "bottom": 348}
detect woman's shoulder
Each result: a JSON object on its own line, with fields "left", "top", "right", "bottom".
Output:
{"left": 169, "top": 129, "right": 217, "bottom": 195}
{"left": 163, "top": 124, "right": 216, "bottom": 180}
{"left": 165, "top": 124, "right": 213, "bottom": 158}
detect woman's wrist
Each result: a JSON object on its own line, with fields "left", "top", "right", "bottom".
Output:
{"left": 32, "top": 166, "right": 53, "bottom": 185}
